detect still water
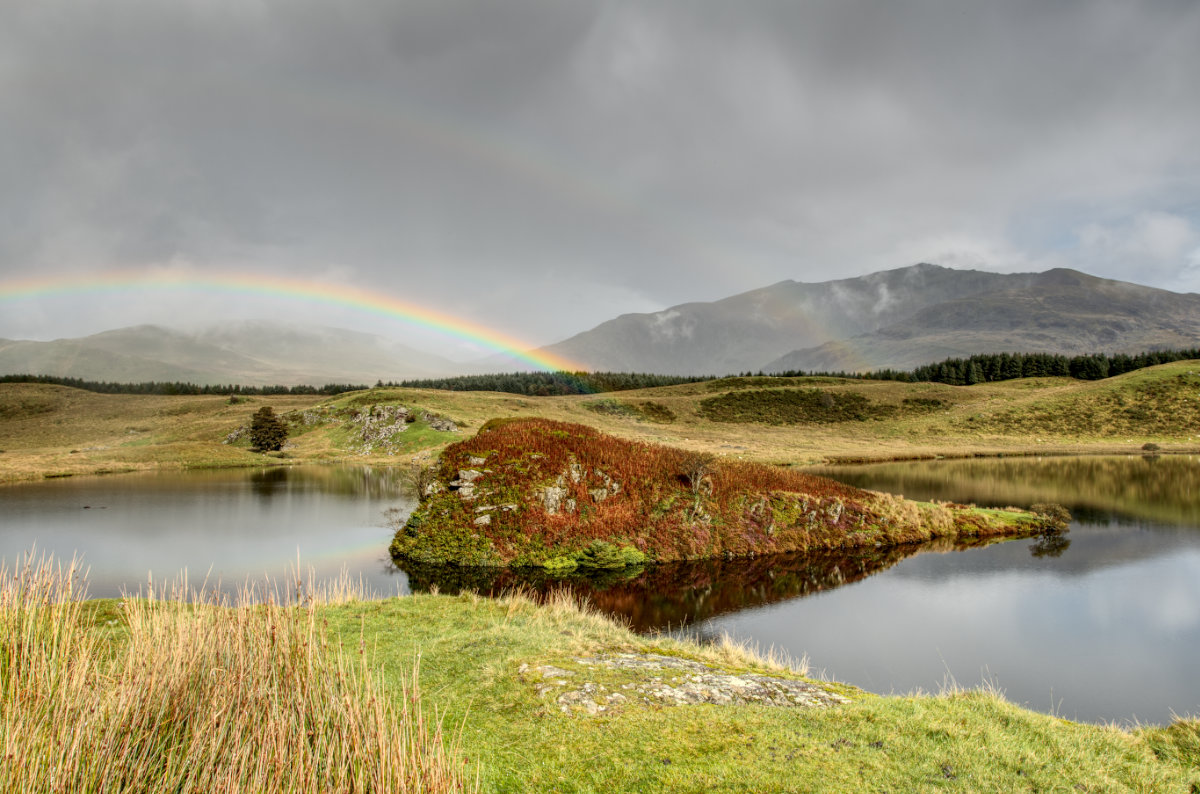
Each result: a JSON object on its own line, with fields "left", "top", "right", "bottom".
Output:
{"left": 0, "top": 467, "right": 413, "bottom": 597}
{"left": 3, "top": 457, "right": 1198, "bottom": 724}
{"left": 716, "top": 456, "right": 1200, "bottom": 725}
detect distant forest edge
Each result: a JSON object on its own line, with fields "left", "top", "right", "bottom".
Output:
{"left": 903, "top": 348, "right": 1200, "bottom": 385}
{"left": 0, "top": 376, "right": 370, "bottom": 396}
{"left": 3, "top": 348, "right": 1200, "bottom": 396}
{"left": 388, "top": 371, "right": 713, "bottom": 395}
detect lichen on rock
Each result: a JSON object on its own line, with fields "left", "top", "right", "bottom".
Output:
{"left": 518, "top": 653, "right": 851, "bottom": 716}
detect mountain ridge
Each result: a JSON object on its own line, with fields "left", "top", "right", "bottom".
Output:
{"left": 541, "top": 264, "right": 1200, "bottom": 375}
{"left": 4, "top": 264, "right": 1199, "bottom": 383}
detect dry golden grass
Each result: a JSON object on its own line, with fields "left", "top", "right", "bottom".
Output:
{"left": 0, "top": 552, "right": 476, "bottom": 794}
{"left": 4, "top": 361, "right": 1200, "bottom": 483}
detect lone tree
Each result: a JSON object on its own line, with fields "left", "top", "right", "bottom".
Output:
{"left": 249, "top": 406, "right": 288, "bottom": 452}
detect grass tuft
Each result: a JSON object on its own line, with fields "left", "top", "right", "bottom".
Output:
{"left": 0, "top": 552, "right": 475, "bottom": 794}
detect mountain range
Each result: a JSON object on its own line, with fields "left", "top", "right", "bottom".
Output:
{"left": 541, "top": 264, "right": 1200, "bottom": 374}
{"left": 4, "top": 264, "right": 1200, "bottom": 383}
{"left": 0, "top": 321, "right": 467, "bottom": 386}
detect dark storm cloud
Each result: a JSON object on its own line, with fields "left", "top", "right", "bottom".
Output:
{"left": 3, "top": 0, "right": 1199, "bottom": 345}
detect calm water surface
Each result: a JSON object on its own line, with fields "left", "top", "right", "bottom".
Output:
{"left": 718, "top": 456, "right": 1200, "bottom": 725}
{"left": 0, "top": 467, "right": 414, "bottom": 597}
{"left": 4, "top": 456, "right": 1198, "bottom": 725}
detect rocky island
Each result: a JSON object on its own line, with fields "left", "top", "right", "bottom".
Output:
{"left": 389, "top": 418, "right": 1061, "bottom": 569}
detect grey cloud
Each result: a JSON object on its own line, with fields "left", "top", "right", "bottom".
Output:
{"left": 2, "top": 1, "right": 1199, "bottom": 346}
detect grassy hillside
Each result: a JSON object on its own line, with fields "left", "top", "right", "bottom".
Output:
{"left": 3, "top": 360, "right": 1200, "bottom": 483}
{"left": 391, "top": 419, "right": 1051, "bottom": 568}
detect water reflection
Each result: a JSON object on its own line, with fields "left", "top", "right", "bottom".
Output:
{"left": 402, "top": 538, "right": 996, "bottom": 633}
{"left": 808, "top": 455, "right": 1200, "bottom": 525}
{"left": 0, "top": 467, "right": 415, "bottom": 598}
{"left": 1029, "top": 533, "right": 1070, "bottom": 558}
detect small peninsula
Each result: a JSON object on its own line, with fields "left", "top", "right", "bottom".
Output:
{"left": 390, "top": 418, "right": 1058, "bottom": 569}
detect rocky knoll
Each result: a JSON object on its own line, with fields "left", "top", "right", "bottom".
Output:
{"left": 389, "top": 418, "right": 1058, "bottom": 569}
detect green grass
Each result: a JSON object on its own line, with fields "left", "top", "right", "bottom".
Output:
{"left": 5, "top": 557, "right": 1197, "bottom": 792}
{"left": 320, "top": 591, "right": 1199, "bottom": 793}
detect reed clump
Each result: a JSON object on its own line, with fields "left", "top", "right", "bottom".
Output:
{"left": 0, "top": 552, "right": 474, "bottom": 794}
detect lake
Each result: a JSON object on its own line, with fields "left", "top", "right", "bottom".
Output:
{"left": 3, "top": 456, "right": 1198, "bottom": 725}
{"left": 0, "top": 466, "right": 412, "bottom": 598}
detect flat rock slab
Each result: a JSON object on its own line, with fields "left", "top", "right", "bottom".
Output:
{"left": 521, "top": 652, "right": 851, "bottom": 716}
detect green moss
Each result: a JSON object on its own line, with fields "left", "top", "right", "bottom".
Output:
{"left": 542, "top": 556, "right": 579, "bottom": 573}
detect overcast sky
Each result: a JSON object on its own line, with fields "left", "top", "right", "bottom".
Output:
{"left": 3, "top": 0, "right": 1199, "bottom": 356}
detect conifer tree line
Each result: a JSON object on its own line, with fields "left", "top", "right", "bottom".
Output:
{"left": 3, "top": 347, "right": 1199, "bottom": 396}
{"left": 0, "top": 375, "right": 367, "bottom": 396}
{"left": 386, "top": 371, "right": 712, "bottom": 396}
{"left": 906, "top": 348, "right": 1200, "bottom": 385}
{"left": 764, "top": 348, "right": 1200, "bottom": 385}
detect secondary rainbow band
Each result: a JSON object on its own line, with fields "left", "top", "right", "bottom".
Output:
{"left": 0, "top": 271, "right": 586, "bottom": 372}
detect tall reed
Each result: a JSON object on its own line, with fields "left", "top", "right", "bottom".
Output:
{"left": 0, "top": 553, "right": 474, "bottom": 793}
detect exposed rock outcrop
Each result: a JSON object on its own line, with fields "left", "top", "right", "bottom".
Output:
{"left": 518, "top": 653, "right": 851, "bottom": 716}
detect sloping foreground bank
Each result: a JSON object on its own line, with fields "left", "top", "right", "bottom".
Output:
{"left": 391, "top": 418, "right": 1059, "bottom": 569}
{"left": 5, "top": 557, "right": 1196, "bottom": 793}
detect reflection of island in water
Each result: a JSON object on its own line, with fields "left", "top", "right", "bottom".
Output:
{"left": 400, "top": 537, "right": 1000, "bottom": 633}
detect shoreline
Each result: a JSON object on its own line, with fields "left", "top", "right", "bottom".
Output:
{"left": 8, "top": 443, "right": 1200, "bottom": 487}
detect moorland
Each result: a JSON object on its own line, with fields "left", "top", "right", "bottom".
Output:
{"left": 3, "top": 360, "right": 1200, "bottom": 483}
{"left": 4, "top": 362, "right": 1200, "bottom": 791}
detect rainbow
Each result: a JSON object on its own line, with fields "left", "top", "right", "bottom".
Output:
{"left": 0, "top": 270, "right": 587, "bottom": 372}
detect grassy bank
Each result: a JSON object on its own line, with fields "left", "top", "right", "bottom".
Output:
{"left": 4, "top": 558, "right": 1196, "bottom": 793}
{"left": 392, "top": 418, "right": 1054, "bottom": 568}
